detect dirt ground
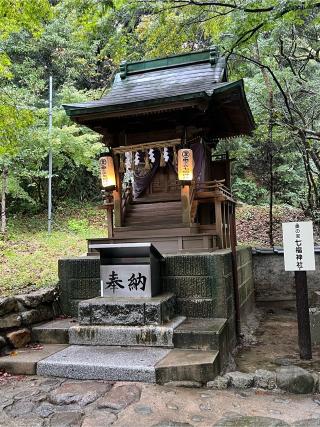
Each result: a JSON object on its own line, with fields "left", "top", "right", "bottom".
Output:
{"left": 235, "top": 306, "right": 320, "bottom": 373}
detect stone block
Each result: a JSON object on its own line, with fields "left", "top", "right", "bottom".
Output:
{"left": 254, "top": 369, "right": 276, "bottom": 389}
{"left": 226, "top": 371, "right": 254, "bottom": 389}
{"left": 63, "top": 278, "right": 101, "bottom": 300}
{"left": 79, "top": 293, "right": 175, "bottom": 326}
{"left": 0, "top": 335, "right": 6, "bottom": 350}
{"left": 310, "top": 307, "right": 320, "bottom": 345}
{"left": 173, "top": 318, "right": 226, "bottom": 352}
{"left": 239, "top": 283, "right": 247, "bottom": 306}
{"left": 37, "top": 345, "right": 170, "bottom": 382}
{"left": 224, "top": 274, "right": 233, "bottom": 299}
{"left": 59, "top": 256, "right": 100, "bottom": 280}
{"left": 310, "top": 290, "right": 320, "bottom": 307}
{"left": 49, "top": 411, "right": 83, "bottom": 427}
{"left": 162, "top": 276, "right": 214, "bottom": 298}
{"left": 0, "top": 344, "right": 68, "bottom": 375}
{"left": 82, "top": 411, "right": 117, "bottom": 427}
{"left": 162, "top": 253, "right": 227, "bottom": 277}
{"left": 59, "top": 298, "right": 82, "bottom": 318}
{"left": 6, "top": 328, "right": 31, "bottom": 349}
{"left": 207, "top": 375, "right": 229, "bottom": 389}
{"left": 276, "top": 365, "right": 315, "bottom": 394}
{"left": 236, "top": 247, "right": 252, "bottom": 265}
{"left": 20, "top": 305, "right": 54, "bottom": 326}
{"left": 32, "top": 319, "right": 76, "bottom": 344}
{"left": 48, "top": 381, "right": 110, "bottom": 406}
{"left": 0, "top": 313, "right": 21, "bottom": 330}
{"left": 69, "top": 317, "right": 185, "bottom": 347}
{"left": 176, "top": 298, "right": 215, "bottom": 318}
{"left": 97, "top": 384, "right": 141, "bottom": 412}
{"left": 79, "top": 299, "right": 145, "bottom": 326}
{"left": 0, "top": 296, "right": 17, "bottom": 316}
{"left": 155, "top": 349, "right": 219, "bottom": 384}
{"left": 59, "top": 257, "right": 101, "bottom": 316}
{"left": 163, "top": 380, "right": 202, "bottom": 388}
{"left": 16, "top": 287, "right": 57, "bottom": 308}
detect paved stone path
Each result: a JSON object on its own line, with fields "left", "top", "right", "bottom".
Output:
{"left": 1, "top": 374, "right": 320, "bottom": 426}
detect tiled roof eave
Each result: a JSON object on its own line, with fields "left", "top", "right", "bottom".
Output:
{"left": 64, "top": 91, "right": 211, "bottom": 119}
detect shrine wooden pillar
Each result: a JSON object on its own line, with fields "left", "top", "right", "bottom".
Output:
{"left": 113, "top": 154, "right": 122, "bottom": 228}
{"left": 215, "top": 199, "right": 224, "bottom": 248}
{"left": 181, "top": 185, "right": 191, "bottom": 226}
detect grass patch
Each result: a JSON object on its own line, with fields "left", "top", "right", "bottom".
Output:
{"left": 0, "top": 203, "right": 106, "bottom": 297}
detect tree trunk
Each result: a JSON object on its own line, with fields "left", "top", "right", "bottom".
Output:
{"left": 255, "top": 42, "right": 275, "bottom": 247}
{"left": 268, "top": 119, "right": 274, "bottom": 247}
{"left": 1, "top": 167, "right": 8, "bottom": 235}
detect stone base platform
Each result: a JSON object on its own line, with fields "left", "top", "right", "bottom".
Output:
{"left": 79, "top": 293, "right": 175, "bottom": 326}
{"left": 0, "top": 344, "right": 68, "bottom": 375}
{"left": 69, "top": 316, "right": 185, "bottom": 347}
{"left": 37, "top": 345, "right": 170, "bottom": 382}
{"left": 36, "top": 345, "right": 219, "bottom": 384}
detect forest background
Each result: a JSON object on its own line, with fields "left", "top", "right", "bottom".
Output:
{"left": 0, "top": 0, "right": 319, "bottom": 295}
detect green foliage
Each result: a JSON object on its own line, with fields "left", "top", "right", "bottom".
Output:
{"left": 233, "top": 177, "right": 268, "bottom": 205}
{"left": 0, "top": 203, "right": 106, "bottom": 296}
{"left": 67, "top": 218, "right": 89, "bottom": 233}
{"left": 1, "top": 0, "right": 319, "bottom": 220}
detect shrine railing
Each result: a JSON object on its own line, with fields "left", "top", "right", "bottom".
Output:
{"left": 192, "top": 180, "right": 236, "bottom": 249}
{"left": 195, "top": 180, "right": 234, "bottom": 202}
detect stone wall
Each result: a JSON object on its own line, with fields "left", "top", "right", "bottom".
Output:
{"left": 253, "top": 251, "right": 320, "bottom": 304}
{"left": 237, "top": 247, "right": 255, "bottom": 319}
{"left": 58, "top": 248, "right": 255, "bottom": 349}
{"left": 0, "top": 287, "right": 58, "bottom": 353}
{"left": 162, "top": 247, "right": 254, "bottom": 349}
{"left": 58, "top": 256, "right": 100, "bottom": 317}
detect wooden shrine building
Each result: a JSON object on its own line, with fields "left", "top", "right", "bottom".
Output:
{"left": 64, "top": 48, "right": 254, "bottom": 253}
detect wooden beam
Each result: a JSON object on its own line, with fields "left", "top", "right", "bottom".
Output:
{"left": 113, "top": 139, "right": 180, "bottom": 154}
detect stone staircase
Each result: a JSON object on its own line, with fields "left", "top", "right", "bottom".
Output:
{"left": 30, "top": 293, "right": 227, "bottom": 384}
{"left": 20, "top": 252, "right": 237, "bottom": 384}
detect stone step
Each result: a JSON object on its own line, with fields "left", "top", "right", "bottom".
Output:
{"left": 79, "top": 293, "right": 176, "bottom": 326}
{"left": 173, "top": 318, "right": 228, "bottom": 369}
{"left": 173, "top": 318, "right": 227, "bottom": 351}
{"left": 37, "top": 345, "right": 220, "bottom": 384}
{"left": 37, "top": 345, "right": 171, "bottom": 382}
{"left": 0, "top": 344, "right": 68, "bottom": 375}
{"left": 32, "top": 318, "right": 78, "bottom": 344}
{"left": 69, "top": 316, "right": 185, "bottom": 347}
{"left": 155, "top": 349, "right": 220, "bottom": 384}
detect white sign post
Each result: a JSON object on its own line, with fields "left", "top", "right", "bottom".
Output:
{"left": 282, "top": 221, "right": 315, "bottom": 360}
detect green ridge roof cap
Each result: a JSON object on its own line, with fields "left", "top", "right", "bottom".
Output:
{"left": 119, "top": 46, "right": 219, "bottom": 79}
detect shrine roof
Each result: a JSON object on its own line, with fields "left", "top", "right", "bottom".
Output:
{"left": 64, "top": 48, "right": 227, "bottom": 116}
{"left": 63, "top": 48, "right": 254, "bottom": 137}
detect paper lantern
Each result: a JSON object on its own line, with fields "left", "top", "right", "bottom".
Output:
{"left": 99, "top": 154, "right": 116, "bottom": 189}
{"left": 178, "top": 148, "right": 193, "bottom": 181}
